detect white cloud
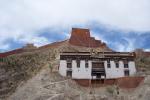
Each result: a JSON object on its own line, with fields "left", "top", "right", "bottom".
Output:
{"left": 92, "top": 31, "right": 108, "bottom": 43}
{"left": 0, "top": 0, "right": 150, "bottom": 32}
{"left": 124, "top": 38, "right": 136, "bottom": 51}
{"left": 145, "top": 49, "right": 150, "bottom": 52}
{"left": 111, "top": 38, "right": 136, "bottom": 52}
{"left": 0, "top": 43, "right": 10, "bottom": 51}
{"left": 0, "top": 0, "right": 150, "bottom": 51}
{"left": 18, "top": 35, "right": 49, "bottom": 47}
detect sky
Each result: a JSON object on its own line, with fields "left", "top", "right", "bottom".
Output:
{"left": 0, "top": 0, "right": 150, "bottom": 52}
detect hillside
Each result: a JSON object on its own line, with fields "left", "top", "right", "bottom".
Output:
{"left": 7, "top": 62, "right": 150, "bottom": 100}
{"left": 0, "top": 28, "right": 150, "bottom": 100}
{"left": 0, "top": 39, "right": 112, "bottom": 99}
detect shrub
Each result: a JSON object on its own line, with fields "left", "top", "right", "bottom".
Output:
{"left": 106, "top": 86, "right": 115, "bottom": 96}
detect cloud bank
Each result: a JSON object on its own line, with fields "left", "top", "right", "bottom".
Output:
{"left": 0, "top": 0, "right": 150, "bottom": 52}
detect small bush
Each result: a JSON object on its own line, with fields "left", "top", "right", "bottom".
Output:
{"left": 106, "top": 86, "right": 115, "bottom": 96}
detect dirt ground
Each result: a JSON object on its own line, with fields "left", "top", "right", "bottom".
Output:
{"left": 7, "top": 64, "right": 150, "bottom": 100}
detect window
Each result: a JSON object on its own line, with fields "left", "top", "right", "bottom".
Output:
{"left": 124, "top": 63, "right": 128, "bottom": 68}
{"left": 92, "top": 62, "right": 104, "bottom": 68}
{"left": 85, "top": 60, "right": 88, "bottom": 68}
{"left": 67, "top": 59, "right": 72, "bottom": 68}
{"left": 115, "top": 62, "right": 119, "bottom": 68}
{"left": 77, "top": 60, "right": 80, "bottom": 68}
{"left": 124, "top": 70, "right": 130, "bottom": 76}
{"left": 67, "top": 63, "right": 72, "bottom": 68}
{"left": 124, "top": 60, "right": 129, "bottom": 68}
{"left": 107, "top": 60, "right": 111, "bottom": 68}
{"left": 67, "top": 70, "right": 72, "bottom": 77}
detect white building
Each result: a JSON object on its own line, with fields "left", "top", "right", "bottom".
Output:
{"left": 59, "top": 52, "right": 136, "bottom": 79}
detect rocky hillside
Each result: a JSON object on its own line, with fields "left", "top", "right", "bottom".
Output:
{"left": 0, "top": 28, "right": 149, "bottom": 100}
{"left": 7, "top": 65, "right": 150, "bottom": 100}
{"left": 0, "top": 38, "right": 111, "bottom": 99}
{"left": 0, "top": 51, "right": 47, "bottom": 99}
{"left": 135, "top": 49, "right": 150, "bottom": 75}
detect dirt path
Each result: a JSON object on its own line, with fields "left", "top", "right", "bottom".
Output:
{"left": 7, "top": 65, "right": 68, "bottom": 100}
{"left": 7, "top": 65, "right": 150, "bottom": 100}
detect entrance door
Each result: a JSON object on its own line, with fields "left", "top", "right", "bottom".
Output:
{"left": 67, "top": 70, "right": 72, "bottom": 77}
{"left": 92, "top": 62, "right": 106, "bottom": 79}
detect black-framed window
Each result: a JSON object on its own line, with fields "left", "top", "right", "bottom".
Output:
{"left": 107, "top": 60, "right": 111, "bottom": 68}
{"left": 67, "top": 63, "right": 72, "bottom": 68}
{"left": 77, "top": 60, "right": 80, "bottom": 68}
{"left": 85, "top": 60, "right": 89, "bottom": 68}
{"left": 115, "top": 62, "right": 119, "bottom": 68}
{"left": 67, "top": 70, "right": 72, "bottom": 77}
{"left": 67, "top": 59, "right": 72, "bottom": 68}
{"left": 124, "top": 60, "right": 129, "bottom": 68}
{"left": 124, "top": 70, "right": 130, "bottom": 76}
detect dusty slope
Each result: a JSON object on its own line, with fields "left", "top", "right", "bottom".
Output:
{"left": 1, "top": 39, "right": 150, "bottom": 100}
{"left": 0, "top": 51, "right": 49, "bottom": 99}
{"left": 8, "top": 65, "right": 84, "bottom": 100}
{"left": 7, "top": 64, "right": 150, "bottom": 100}
{"left": 0, "top": 39, "right": 112, "bottom": 100}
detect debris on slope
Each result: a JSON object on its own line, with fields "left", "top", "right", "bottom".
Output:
{"left": 0, "top": 51, "right": 50, "bottom": 99}
{"left": 7, "top": 65, "right": 150, "bottom": 100}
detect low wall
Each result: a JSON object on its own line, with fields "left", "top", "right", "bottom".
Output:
{"left": 0, "top": 48, "right": 23, "bottom": 58}
{"left": 74, "top": 79, "right": 90, "bottom": 87}
{"left": 117, "top": 77, "right": 144, "bottom": 88}
{"left": 74, "top": 76, "right": 144, "bottom": 89}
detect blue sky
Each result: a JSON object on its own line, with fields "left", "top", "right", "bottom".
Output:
{"left": 0, "top": 0, "right": 150, "bottom": 52}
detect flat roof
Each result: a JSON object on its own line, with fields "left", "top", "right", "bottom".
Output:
{"left": 60, "top": 52, "right": 135, "bottom": 57}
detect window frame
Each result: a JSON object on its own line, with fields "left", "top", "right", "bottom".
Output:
{"left": 124, "top": 70, "right": 130, "bottom": 76}
{"left": 115, "top": 61, "right": 119, "bottom": 68}
{"left": 67, "top": 62, "right": 72, "bottom": 68}
{"left": 67, "top": 70, "right": 72, "bottom": 77}
{"left": 76, "top": 60, "right": 80, "bottom": 68}
{"left": 85, "top": 60, "right": 89, "bottom": 68}
{"left": 67, "top": 59, "right": 72, "bottom": 68}
{"left": 107, "top": 59, "right": 111, "bottom": 68}
{"left": 124, "top": 60, "right": 129, "bottom": 68}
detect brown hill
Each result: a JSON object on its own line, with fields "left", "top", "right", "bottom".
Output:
{"left": 0, "top": 28, "right": 150, "bottom": 100}
{"left": 0, "top": 48, "right": 23, "bottom": 58}
{"left": 134, "top": 49, "right": 150, "bottom": 57}
{"left": 0, "top": 44, "right": 37, "bottom": 58}
{"left": 39, "top": 28, "right": 112, "bottom": 52}
{"left": 0, "top": 28, "right": 112, "bottom": 58}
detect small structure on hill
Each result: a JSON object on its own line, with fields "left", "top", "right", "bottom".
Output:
{"left": 23, "top": 43, "right": 37, "bottom": 51}
{"left": 0, "top": 43, "right": 37, "bottom": 58}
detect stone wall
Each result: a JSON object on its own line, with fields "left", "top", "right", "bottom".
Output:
{"left": 69, "top": 28, "right": 107, "bottom": 48}
{"left": 74, "top": 76, "right": 144, "bottom": 89}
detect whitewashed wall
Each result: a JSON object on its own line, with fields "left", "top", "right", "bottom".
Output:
{"left": 105, "top": 61, "right": 137, "bottom": 79}
{"left": 128, "top": 61, "right": 136, "bottom": 76}
{"left": 105, "top": 61, "right": 124, "bottom": 79}
{"left": 59, "top": 60, "right": 92, "bottom": 79}
{"left": 59, "top": 60, "right": 67, "bottom": 76}
{"left": 59, "top": 60, "right": 136, "bottom": 79}
{"left": 72, "top": 60, "right": 92, "bottom": 79}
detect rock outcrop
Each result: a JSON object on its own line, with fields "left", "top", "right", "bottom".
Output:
{"left": 134, "top": 49, "right": 150, "bottom": 57}
{"left": 69, "top": 28, "right": 107, "bottom": 48}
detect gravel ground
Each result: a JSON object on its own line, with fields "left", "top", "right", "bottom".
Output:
{"left": 7, "top": 65, "right": 150, "bottom": 100}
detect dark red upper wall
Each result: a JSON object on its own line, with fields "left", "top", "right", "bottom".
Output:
{"left": 0, "top": 48, "right": 23, "bottom": 58}
{"left": 69, "top": 28, "right": 106, "bottom": 48}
